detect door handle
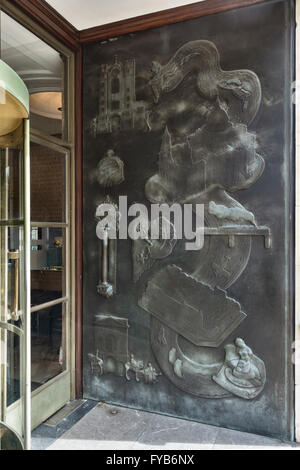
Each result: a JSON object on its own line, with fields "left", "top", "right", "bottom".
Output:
{"left": 8, "top": 250, "right": 20, "bottom": 321}
{"left": 97, "top": 228, "right": 114, "bottom": 298}
{"left": 96, "top": 200, "right": 118, "bottom": 299}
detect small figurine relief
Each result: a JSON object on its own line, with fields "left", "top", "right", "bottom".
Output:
{"left": 91, "top": 149, "right": 125, "bottom": 187}
{"left": 213, "top": 338, "right": 266, "bottom": 400}
{"left": 208, "top": 201, "right": 256, "bottom": 226}
{"left": 125, "top": 355, "right": 161, "bottom": 384}
{"left": 125, "top": 354, "right": 144, "bottom": 382}
{"left": 144, "top": 363, "right": 161, "bottom": 384}
{"left": 158, "top": 326, "right": 167, "bottom": 346}
{"left": 88, "top": 350, "right": 104, "bottom": 375}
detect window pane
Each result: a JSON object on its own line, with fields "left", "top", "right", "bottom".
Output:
{"left": 1, "top": 226, "right": 24, "bottom": 408}
{"left": 1, "top": 12, "right": 65, "bottom": 139}
{"left": 30, "top": 93, "right": 64, "bottom": 139}
{"left": 32, "top": 302, "right": 66, "bottom": 390}
{"left": 30, "top": 143, "right": 66, "bottom": 223}
{"left": 31, "top": 227, "right": 66, "bottom": 307}
{"left": 6, "top": 331, "right": 21, "bottom": 407}
{"left": 0, "top": 147, "right": 23, "bottom": 221}
{"left": 7, "top": 227, "right": 22, "bottom": 317}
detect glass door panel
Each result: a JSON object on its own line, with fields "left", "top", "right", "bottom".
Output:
{"left": 31, "top": 227, "right": 67, "bottom": 305}
{"left": 32, "top": 301, "right": 67, "bottom": 391}
{"left": 29, "top": 139, "right": 70, "bottom": 431}
{"left": 0, "top": 148, "right": 23, "bottom": 222}
{"left": 0, "top": 56, "right": 30, "bottom": 450}
{"left": 30, "top": 142, "right": 66, "bottom": 223}
{"left": 1, "top": 225, "right": 24, "bottom": 406}
{"left": 0, "top": 137, "right": 30, "bottom": 450}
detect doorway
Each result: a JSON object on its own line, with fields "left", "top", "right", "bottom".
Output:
{"left": 0, "top": 6, "right": 75, "bottom": 447}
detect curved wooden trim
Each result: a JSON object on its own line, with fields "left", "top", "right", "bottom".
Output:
{"left": 80, "top": 0, "right": 266, "bottom": 44}
{"left": 9, "top": 0, "right": 79, "bottom": 50}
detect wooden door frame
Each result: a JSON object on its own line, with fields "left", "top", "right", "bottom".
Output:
{"left": 6, "top": 0, "right": 271, "bottom": 400}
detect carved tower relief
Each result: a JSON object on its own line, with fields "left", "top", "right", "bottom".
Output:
{"left": 91, "top": 56, "right": 149, "bottom": 135}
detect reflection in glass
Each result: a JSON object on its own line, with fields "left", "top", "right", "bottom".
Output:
{"left": 31, "top": 143, "right": 66, "bottom": 223}
{"left": 0, "top": 147, "right": 23, "bottom": 221}
{"left": 6, "top": 227, "right": 21, "bottom": 321}
{"left": 6, "top": 331, "right": 21, "bottom": 407}
{"left": 1, "top": 11, "right": 64, "bottom": 139}
{"left": 31, "top": 303, "right": 65, "bottom": 390}
{"left": 1, "top": 226, "right": 24, "bottom": 409}
{"left": 31, "top": 228, "right": 65, "bottom": 307}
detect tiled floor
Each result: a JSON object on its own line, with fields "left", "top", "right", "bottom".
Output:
{"left": 32, "top": 402, "right": 299, "bottom": 451}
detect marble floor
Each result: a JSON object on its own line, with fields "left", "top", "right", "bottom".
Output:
{"left": 32, "top": 401, "right": 299, "bottom": 451}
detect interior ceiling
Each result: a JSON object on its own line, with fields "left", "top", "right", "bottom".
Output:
{"left": 0, "top": 12, "right": 62, "bottom": 95}
{"left": 46, "top": 0, "right": 204, "bottom": 30}
{"left": 0, "top": 2, "right": 204, "bottom": 101}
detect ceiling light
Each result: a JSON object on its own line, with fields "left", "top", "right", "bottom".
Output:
{"left": 30, "top": 92, "right": 62, "bottom": 120}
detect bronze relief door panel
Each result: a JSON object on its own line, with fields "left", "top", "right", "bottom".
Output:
{"left": 82, "top": 0, "right": 295, "bottom": 440}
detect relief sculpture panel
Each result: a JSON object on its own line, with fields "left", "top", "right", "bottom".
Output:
{"left": 83, "top": 0, "right": 294, "bottom": 440}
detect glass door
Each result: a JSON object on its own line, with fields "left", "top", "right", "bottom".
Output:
{"left": 0, "top": 7, "right": 75, "bottom": 440}
{"left": 0, "top": 59, "right": 31, "bottom": 450}
{"left": 29, "top": 137, "right": 71, "bottom": 430}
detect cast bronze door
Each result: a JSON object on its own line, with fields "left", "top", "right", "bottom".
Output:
{"left": 82, "top": 0, "right": 295, "bottom": 440}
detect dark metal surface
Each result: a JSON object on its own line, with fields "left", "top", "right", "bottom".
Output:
{"left": 82, "top": 0, "right": 295, "bottom": 440}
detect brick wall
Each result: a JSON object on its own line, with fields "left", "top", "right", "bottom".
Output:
{"left": 30, "top": 142, "right": 65, "bottom": 222}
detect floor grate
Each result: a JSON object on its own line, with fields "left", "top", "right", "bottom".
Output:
{"left": 44, "top": 400, "right": 85, "bottom": 427}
